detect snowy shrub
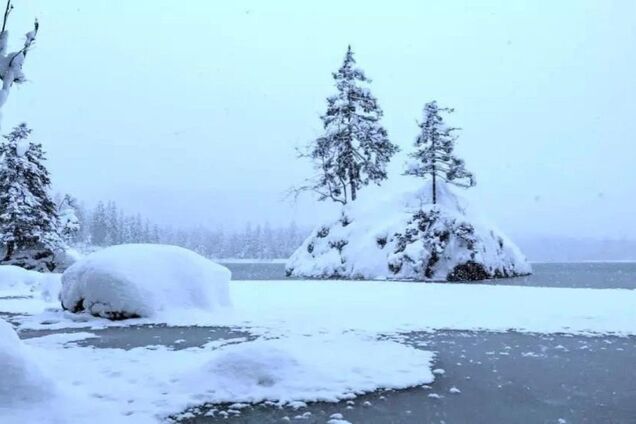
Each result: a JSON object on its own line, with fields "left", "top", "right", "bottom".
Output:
{"left": 60, "top": 244, "right": 231, "bottom": 320}
{"left": 286, "top": 180, "right": 531, "bottom": 281}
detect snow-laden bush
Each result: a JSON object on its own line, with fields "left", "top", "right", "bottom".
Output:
{"left": 60, "top": 244, "right": 231, "bottom": 320}
{"left": 0, "top": 318, "right": 54, "bottom": 405}
{"left": 287, "top": 181, "right": 531, "bottom": 281}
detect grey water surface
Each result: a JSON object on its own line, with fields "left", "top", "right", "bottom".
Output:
{"left": 222, "top": 261, "right": 636, "bottom": 289}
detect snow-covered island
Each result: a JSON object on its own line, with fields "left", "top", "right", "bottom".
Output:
{"left": 290, "top": 91, "right": 530, "bottom": 281}
{"left": 287, "top": 180, "right": 531, "bottom": 281}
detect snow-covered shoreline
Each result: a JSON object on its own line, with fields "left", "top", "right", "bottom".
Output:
{"left": 4, "top": 279, "right": 635, "bottom": 337}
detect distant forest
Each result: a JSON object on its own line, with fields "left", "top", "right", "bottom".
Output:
{"left": 62, "top": 198, "right": 636, "bottom": 263}
{"left": 69, "top": 200, "right": 309, "bottom": 259}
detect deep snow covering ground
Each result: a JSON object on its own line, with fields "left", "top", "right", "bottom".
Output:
{"left": 61, "top": 244, "right": 231, "bottom": 319}
{"left": 0, "top": 265, "right": 43, "bottom": 295}
{"left": 287, "top": 180, "right": 531, "bottom": 281}
{"left": 6, "top": 280, "right": 636, "bottom": 336}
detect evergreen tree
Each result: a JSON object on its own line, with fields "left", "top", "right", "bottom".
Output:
{"left": 104, "top": 201, "right": 119, "bottom": 245}
{"left": 0, "top": 123, "right": 63, "bottom": 269}
{"left": 404, "top": 101, "right": 475, "bottom": 204}
{"left": 90, "top": 201, "right": 108, "bottom": 245}
{"left": 57, "top": 194, "right": 80, "bottom": 243}
{"left": 300, "top": 46, "right": 398, "bottom": 204}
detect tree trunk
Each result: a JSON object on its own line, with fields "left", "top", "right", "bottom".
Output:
{"left": 350, "top": 178, "right": 357, "bottom": 202}
{"left": 3, "top": 241, "right": 14, "bottom": 261}
{"left": 432, "top": 166, "right": 437, "bottom": 205}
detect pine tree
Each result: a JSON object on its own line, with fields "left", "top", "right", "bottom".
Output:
{"left": 90, "top": 201, "right": 107, "bottom": 245}
{"left": 404, "top": 101, "right": 475, "bottom": 204}
{"left": 0, "top": 123, "right": 63, "bottom": 269}
{"left": 57, "top": 194, "right": 80, "bottom": 243}
{"left": 299, "top": 46, "right": 398, "bottom": 204}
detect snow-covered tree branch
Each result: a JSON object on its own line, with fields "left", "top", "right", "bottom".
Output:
{"left": 0, "top": 0, "right": 39, "bottom": 111}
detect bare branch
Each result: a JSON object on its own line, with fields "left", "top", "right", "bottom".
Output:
{"left": 2, "top": 0, "right": 12, "bottom": 34}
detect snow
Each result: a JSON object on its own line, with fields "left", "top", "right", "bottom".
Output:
{"left": 182, "top": 334, "right": 434, "bottom": 404}
{"left": 2, "top": 269, "right": 636, "bottom": 422}
{"left": 10, "top": 278, "right": 636, "bottom": 336}
{"left": 0, "top": 331, "right": 433, "bottom": 424}
{"left": 15, "top": 138, "right": 29, "bottom": 156}
{"left": 0, "top": 265, "right": 41, "bottom": 293}
{"left": 60, "top": 244, "right": 231, "bottom": 319}
{"left": 287, "top": 179, "right": 531, "bottom": 281}
{"left": 0, "top": 265, "right": 64, "bottom": 303}
{"left": 0, "top": 319, "right": 55, "bottom": 406}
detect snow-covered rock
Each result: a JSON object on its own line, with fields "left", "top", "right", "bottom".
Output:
{"left": 0, "top": 318, "right": 54, "bottom": 406}
{"left": 60, "top": 244, "right": 231, "bottom": 320}
{"left": 287, "top": 181, "right": 531, "bottom": 281}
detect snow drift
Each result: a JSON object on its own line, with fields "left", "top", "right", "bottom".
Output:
{"left": 287, "top": 181, "right": 531, "bottom": 281}
{"left": 181, "top": 334, "right": 435, "bottom": 404}
{"left": 60, "top": 244, "right": 231, "bottom": 319}
{"left": 0, "top": 265, "right": 41, "bottom": 292}
{"left": 0, "top": 318, "right": 54, "bottom": 406}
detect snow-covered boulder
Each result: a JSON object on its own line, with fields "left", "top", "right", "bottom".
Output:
{"left": 287, "top": 181, "right": 531, "bottom": 281}
{"left": 60, "top": 244, "right": 231, "bottom": 320}
{"left": 0, "top": 319, "right": 54, "bottom": 405}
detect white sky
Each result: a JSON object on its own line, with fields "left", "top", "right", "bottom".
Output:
{"left": 3, "top": 0, "right": 635, "bottom": 239}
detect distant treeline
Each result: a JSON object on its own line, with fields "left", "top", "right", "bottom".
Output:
{"left": 70, "top": 200, "right": 309, "bottom": 259}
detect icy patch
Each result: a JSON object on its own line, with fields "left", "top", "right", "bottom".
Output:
{"left": 60, "top": 244, "right": 231, "bottom": 319}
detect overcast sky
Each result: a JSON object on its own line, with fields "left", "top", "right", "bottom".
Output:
{"left": 3, "top": 0, "right": 635, "bottom": 239}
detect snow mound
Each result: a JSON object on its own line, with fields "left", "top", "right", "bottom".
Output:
{"left": 287, "top": 181, "right": 531, "bottom": 281}
{"left": 0, "top": 265, "right": 41, "bottom": 293}
{"left": 182, "top": 335, "right": 435, "bottom": 404}
{"left": 60, "top": 244, "right": 231, "bottom": 320}
{"left": 0, "top": 319, "right": 55, "bottom": 406}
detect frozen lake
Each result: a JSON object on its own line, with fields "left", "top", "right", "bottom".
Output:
{"left": 222, "top": 261, "right": 636, "bottom": 289}
{"left": 18, "top": 325, "right": 636, "bottom": 424}
{"left": 175, "top": 330, "right": 636, "bottom": 424}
